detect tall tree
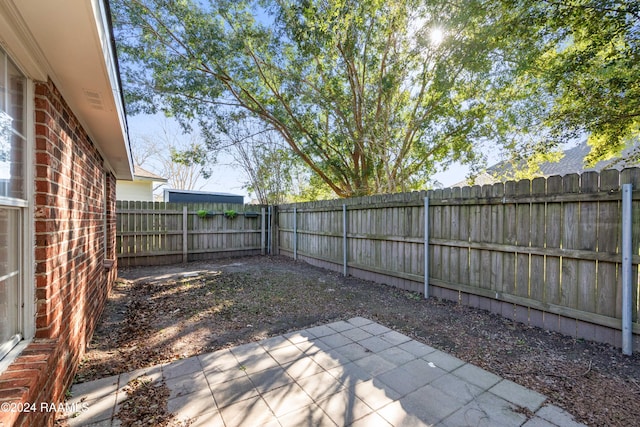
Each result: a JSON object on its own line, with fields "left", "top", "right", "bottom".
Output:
{"left": 495, "top": 0, "right": 640, "bottom": 165}
{"left": 131, "top": 122, "right": 212, "bottom": 191}
{"left": 113, "top": 0, "right": 512, "bottom": 197}
{"left": 129, "top": 132, "right": 160, "bottom": 167}
{"left": 221, "top": 119, "right": 298, "bottom": 204}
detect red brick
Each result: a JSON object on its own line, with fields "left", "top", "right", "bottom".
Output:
{"left": 1, "top": 78, "right": 118, "bottom": 427}
{"left": 0, "top": 376, "right": 38, "bottom": 390}
{"left": 34, "top": 151, "right": 51, "bottom": 166}
{"left": 5, "top": 360, "right": 47, "bottom": 374}
{"left": 34, "top": 179, "right": 50, "bottom": 194}
{"left": 0, "top": 369, "right": 38, "bottom": 381}
{"left": 16, "top": 354, "right": 51, "bottom": 365}
{"left": 0, "top": 406, "right": 20, "bottom": 427}
{"left": 0, "top": 388, "right": 29, "bottom": 400}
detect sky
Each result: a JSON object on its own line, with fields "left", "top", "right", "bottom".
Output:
{"left": 128, "top": 114, "right": 250, "bottom": 197}
{"left": 127, "top": 114, "right": 475, "bottom": 201}
{"left": 120, "top": 3, "right": 495, "bottom": 201}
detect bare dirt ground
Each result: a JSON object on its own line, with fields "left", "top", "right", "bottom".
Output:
{"left": 72, "top": 255, "right": 639, "bottom": 426}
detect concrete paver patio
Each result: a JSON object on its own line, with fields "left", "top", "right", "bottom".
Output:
{"left": 63, "top": 317, "right": 586, "bottom": 426}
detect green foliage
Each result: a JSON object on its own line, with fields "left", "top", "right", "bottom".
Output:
{"left": 224, "top": 209, "right": 237, "bottom": 219}
{"left": 170, "top": 143, "right": 211, "bottom": 179}
{"left": 291, "top": 172, "right": 336, "bottom": 202}
{"left": 244, "top": 146, "right": 295, "bottom": 204}
{"left": 112, "top": 0, "right": 513, "bottom": 197}
{"left": 225, "top": 121, "right": 298, "bottom": 205}
{"left": 131, "top": 123, "right": 214, "bottom": 191}
{"left": 491, "top": 146, "right": 565, "bottom": 181}
{"left": 113, "top": 0, "right": 639, "bottom": 193}
{"left": 495, "top": 0, "right": 640, "bottom": 165}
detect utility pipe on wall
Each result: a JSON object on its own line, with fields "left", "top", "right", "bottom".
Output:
{"left": 621, "top": 183, "right": 633, "bottom": 356}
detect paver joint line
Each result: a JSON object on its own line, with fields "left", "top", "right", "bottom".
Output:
{"left": 63, "top": 317, "right": 586, "bottom": 427}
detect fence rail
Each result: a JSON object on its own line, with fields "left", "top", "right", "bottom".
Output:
{"left": 115, "top": 169, "right": 640, "bottom": 350}
{"left": 116, "top": 201, "right": 266, "bottom": 267}
{"left": 277, "top": 168, "right": 640, "bottom": 350}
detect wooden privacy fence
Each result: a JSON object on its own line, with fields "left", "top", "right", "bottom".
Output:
{"left": 116, "top": 201, "right": 268, "bottom": 267}
{"left": 277, "top": 168, "right": 640, "bottom": 350}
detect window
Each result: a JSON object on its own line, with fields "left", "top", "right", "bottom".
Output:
{"left": 0, "top": 49, "right": 29, "bottom": 363}
{"left": 0, "top": 209, "right": 21, "bottom": 360}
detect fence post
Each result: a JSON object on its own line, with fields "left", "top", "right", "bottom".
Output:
{"left": 621, "top": 183, "right": 633, "bottom": 355}
{"left": 343, "top": 204, "right": 347, "bottom": 276}
{"left": 293, "top": 206, "right": 297, "bottom": 261}
{"left": 424, "top": 196, "right": 429, "bottom": 299}
{"left": 182, "top": 206, "right": 188, "bottom": 263}
{"left": 261, "top": 207, "right": 266, "bottom": 255}
{"left": 267, "top": 206, "right": 271, "bottom": 254}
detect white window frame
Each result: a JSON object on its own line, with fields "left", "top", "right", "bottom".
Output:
{"left": 0, "top": 49, "right": 35, "bottom": 374}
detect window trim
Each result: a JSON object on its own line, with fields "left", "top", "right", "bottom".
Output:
{"left": 0, "top": 196, "right": 28, "bottom": 208}
{"left": 0, "top": 59, "right": 35, "bottom": 373}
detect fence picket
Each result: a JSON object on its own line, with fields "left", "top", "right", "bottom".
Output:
{"left": 545, "top": 176, "right": 563, "bottom": 306}
{"left": 441, "top": 189, "right": 452, "bottom": 284}
{"left": 578, "top": 172, "right": 599, "bottom": 313}
{"left": 469, "top": 186, "right": 482, "bottom": 287}
{"left": 272, "top": 169, "right": 638, "bottom": 345}
{"left": 448, "top": 187, "right": 461, "bottom": 285}
{"left": 562, "top": 174, "right": 581, "bottom": 309}
{"left": 117, "top": 168, "right": 640, "bottom": 345}
{"left": 597, "top": 170, "right": 620, "bottom": 318}
{"left": 490, "top": 183, "right": 505, "bottom": 294}
{"left": 115, "top": 202, "right": 264, "bottom": 266}
{"left": 432, "top": 190, "right": 443, "bottom": 282}
{"left": 516, "top": 179, "right": 531, "bottom": 299}
{"left": 459, "top": 186, "right": 471, "bottom": 286}
{"left": 530, "top": 178, "right": 546, "bottom": 302}
{"left": 502, "top": 181, "right": 517, "bottom": 296}
{"left": 479, "top": 185, "right": 492, "bottom": 290}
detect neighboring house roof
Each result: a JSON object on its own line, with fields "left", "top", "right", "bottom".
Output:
{"left": 451, "top": 172, "right": 499, "bottom": 188}
{"left": 163, "top": 189, "right": 244, "bottom": 204}
{"left": 133, "top": 166, "right": 168, "bottom": 183}
{"left": 452, "top": 140, "right": 639, "bottom": 187}
{"left": 164, "top": 189, "right": 243, "bottom": 197}
{"left": 490, "top": 140, "right": 640, "bottom": 177}
{"left": 0, "top": 0, "right": 133, "bottom": 179}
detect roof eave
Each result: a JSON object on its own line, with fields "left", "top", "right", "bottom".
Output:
{"left": 0, "top": 0, "right": 133, "bottom": 180}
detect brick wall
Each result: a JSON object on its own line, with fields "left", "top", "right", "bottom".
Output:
{"left": 0, "top": 79, "right": 117, "bottom": 427}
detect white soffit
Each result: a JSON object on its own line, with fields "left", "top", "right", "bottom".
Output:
{"left": 0, "top": 0, "right": 133, "bottom": 180}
